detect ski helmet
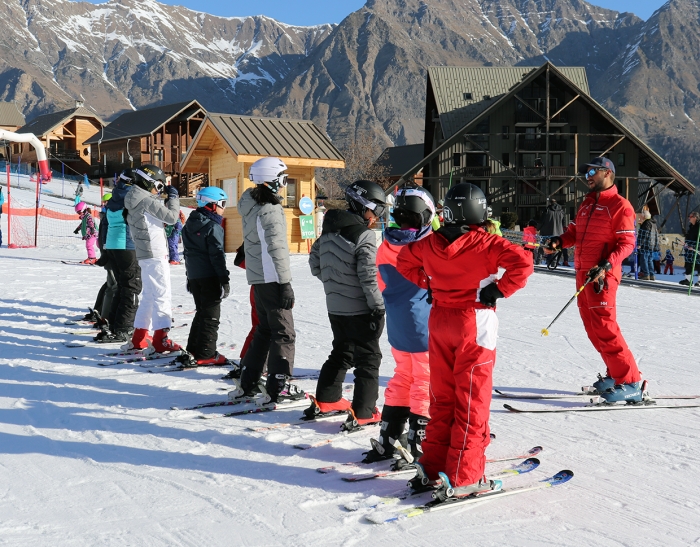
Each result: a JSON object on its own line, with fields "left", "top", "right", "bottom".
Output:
{"left": 196, "top": 186, "right": 228, "bottom": 209}
{"left": 102, "top": 192, "right": 112, "bottom": 202}
{"left": 249, "top": 157, "right": 288, "bottom": 194}
{"left": 133, "top": 164, "right": 167, "bottom": 193}
{"left": 393, "top": 184, "right": 436, "bottom": 228}
{"left": 345, "top": 180, "right": 387, "bottom": 218}
{"left": 75, "top": 201, "right": 86, "bottom": 213}
{"left": 442, "top": 183, "right": 488, "bottom": 225}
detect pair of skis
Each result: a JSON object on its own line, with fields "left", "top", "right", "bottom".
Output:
{"left": 494, "top": 389, "right": 700, "bottom": 413}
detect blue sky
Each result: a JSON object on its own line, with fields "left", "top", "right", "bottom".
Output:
{"left": 92, "top": 0, "right": 666, "bottom": 25}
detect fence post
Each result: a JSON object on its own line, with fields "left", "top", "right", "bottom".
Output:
{"left": 6, "top": 164, "right": 11, "bottom": 248}
{"left": 62, "top": 164, "right": 65, "bottom": 198}
{"left": 34, "top": 168, "right": 40, "bottom": 247}
{"left": 16, "top": 157, "right": 21, "bottom": 189}
{"left": 100, "top": 177, "right": 103, "bottom": 201}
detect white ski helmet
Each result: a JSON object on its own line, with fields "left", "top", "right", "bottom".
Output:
{"left": 249, "top": 157, "right": 288, "bottom": 194}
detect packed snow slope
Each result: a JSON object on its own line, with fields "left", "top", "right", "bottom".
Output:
{"left": 0, "top": 240, "right": 699, "bottom": 545}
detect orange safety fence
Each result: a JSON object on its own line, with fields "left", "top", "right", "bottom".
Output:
{"left": 2, "top": 203, "right": 78, "bottom": 220}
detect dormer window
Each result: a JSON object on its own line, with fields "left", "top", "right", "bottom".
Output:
{"left": 463, "top": 92, "right": 472, "bottom": 100}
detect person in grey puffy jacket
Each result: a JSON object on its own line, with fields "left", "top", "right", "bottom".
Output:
{"left": 228, "top": 157, "right": 300, "bottom": 405}
{"left": 305, "top": 180, "right": 387, "bottom": 427}
{"left": 123, "top": 165, "right": 181, "bottom": 354}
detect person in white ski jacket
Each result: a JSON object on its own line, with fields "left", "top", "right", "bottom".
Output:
{"left": 228, "top": 157, "right": 302, "bottom": 405}
{"left": 123, "top": 165, "right": 181, "bottom": 353}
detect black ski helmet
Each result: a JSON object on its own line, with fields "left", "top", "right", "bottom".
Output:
{"left": 393, "top": 184, "right": 436, "bottom": 228}
{"left": 442, "top": 183, "right": 488, "bottom": 225}
{"left": 133, "top": 164, "right": 168, "bottom": 192}
{"left": 345, "top": 179, "right": 387, "bottom": 218}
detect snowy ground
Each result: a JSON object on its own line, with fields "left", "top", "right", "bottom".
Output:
{"left": 1, "top": 241, "right": 700, "bottom": 545}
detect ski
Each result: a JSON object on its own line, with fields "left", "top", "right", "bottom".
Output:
{"left": 503, "top": 402, "right": 700, "bottom": 413}
{"left": 293, "top": 422, "right": 380, "bottom": 450}
{"left": 196, "top": 399, "right": 311, "bottom": 419}
{"left": 333, "top": 445, "right": 543, "bottom": 479}
{"left": 61, "top": 260, "right": 96, "bottom": 265}
{"left": 494, "top": 389, "right": 700, "bottom": 400}
{"left": 171, "top": 397, "right": 268, "bottom": 411}
{"left": 98, "top": 351, "right": 182, "bottom": 366}
{"left": 64, "top": 342, "right": 86, "bottom": 348}
{"left": 246, "top": 411, "right": 348, "bottom": 432}
{"left": 364, "top": 469, "right": 574, "bottom": 524}
{"left": 65, "top": 330, "right": 96, "bottom": 335}
{"left": 344, "top": 457, "right": 541, "bottom": 511}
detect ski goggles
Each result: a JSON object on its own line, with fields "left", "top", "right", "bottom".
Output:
{"left": 395, "top": 188, "right": 436, "bottom": 223}
{"left": 135, "top": 168, "right": 165, "bottom": 193}
{"left": 346, "top": 186, "right": 387, "bottom": 217}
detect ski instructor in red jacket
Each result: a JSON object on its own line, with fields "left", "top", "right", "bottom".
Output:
{"left": 547, "top": 157, "right": 644, "bottom": 403}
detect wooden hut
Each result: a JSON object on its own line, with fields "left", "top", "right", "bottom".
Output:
{"left": 180, "top": 113, "right": 345, "bottom": 253}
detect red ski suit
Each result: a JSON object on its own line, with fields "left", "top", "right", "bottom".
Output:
{"left": 397, "top": 228, "right": 533, "bottom": 486}
{"left": 559, "top": 184, "right": 640, "bottom": 385}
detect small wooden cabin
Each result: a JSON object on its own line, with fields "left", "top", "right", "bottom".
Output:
{"left": 180, "top": 113, "right": 345, "bottom": 253}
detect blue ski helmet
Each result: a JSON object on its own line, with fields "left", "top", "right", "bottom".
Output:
{"left": 196, "top": 186, "right": 228, "bottom": 209}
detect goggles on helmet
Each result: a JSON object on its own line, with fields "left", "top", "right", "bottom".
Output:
{"left": 395, "top": 188, "right": 436, "bottom": 222}
{"left": 346, "top": 186, "right": 387, "bottom": 217}
{"left": 136, "top": 168, "right": 165, "bottom": 193}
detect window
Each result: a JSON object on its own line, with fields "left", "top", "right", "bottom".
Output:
{"left": 502, "top": 125, "right": 509, "bottom": 139}
{"left": 285, "top": 178, "right": 297, "bottom": 208}
{"left": 551, "top": 154, "right": 561, "bottom": 167}
{"left": 569, "top": 125, "right": 577, "bottom": 140}
{"left": 521, "top": 153, "right": 536, "bottom": 167}
{"left": 525, "top": 127, "right": 536, "bottom": 140}
{"left": 502, "top": 153, "right": 510, "bottom": 167}
{"left": 617, "top": 153, "right": 626, "bottom": 166}
{"left": 453, "top": 153, "right": 461, "bottom": 167}
{"left": 152, "top": 149, "right": 163, "bottom": 164}
{"left": 483, "top": 95, "right": 491, "bottom": 100}
{"left": 463, "top": 92, "right": 472, "bottom": 100}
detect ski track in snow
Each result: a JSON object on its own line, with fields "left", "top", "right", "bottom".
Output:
{"left": 1, "top": 184, "right": 700, "bottom": 544}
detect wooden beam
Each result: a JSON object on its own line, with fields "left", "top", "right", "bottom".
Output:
{"left": 601, "top": 135, "right": 626, "bottom": 156}
{"left": 514, "top": 95, "right": 546, "bottom": 121}
{"left": 551, "top": 95, "right": 579, "bottom": 119}
{"left": 190, "top": 149, "right": 213, "bottom": 157}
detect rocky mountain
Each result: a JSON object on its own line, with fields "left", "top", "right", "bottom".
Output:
{"left": 254, "top": 0, "right": 643, "bottom": 146}
{"left": 0, "top": 0, "right": 333, "bottom": 119}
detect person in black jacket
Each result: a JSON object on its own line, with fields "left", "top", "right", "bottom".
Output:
{"left": 180, "top": 187, "right": 231, "bottom": 366}
{"left": 681, "top": 211, "right": 700, "bottom": 286}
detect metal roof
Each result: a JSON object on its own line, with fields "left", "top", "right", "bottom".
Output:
{"left": 207, "top": 113, "right": 344, "bottom": 161}
{"left": 428, "top": 66, "right": 590, "bottom": 139}
{"left": 83, "top": 101, "right": 203, "bottom": 144}
{"left": 18, "top": 106, "right": 103, "bottom": 137}
{"left": 0, "top": 102, "right": 25, "bottom": 127}
{"left": 374, "top": 144, "right": 425, "bottom": 177}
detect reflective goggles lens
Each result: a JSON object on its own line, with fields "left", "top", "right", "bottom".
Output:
{"left": 586, "top": 168, "right": 605, "bottom": 178}
{"left": 373, "top": 203, "right": 387, "bottom": 217}
{"left": 276, "top": 173, "right": 288, "bottom": 188}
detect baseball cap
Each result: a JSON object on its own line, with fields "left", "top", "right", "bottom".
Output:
{"left": 579, "top": 156, "right": 616, "bottom": 175}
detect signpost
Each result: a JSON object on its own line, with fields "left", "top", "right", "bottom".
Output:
{"left": 299, "top": 215, "right": 315, "bottom": 240}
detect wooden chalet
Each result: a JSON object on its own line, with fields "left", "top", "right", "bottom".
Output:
{"left": 14, "top": 103, "right": 104, "bottom": 174}
{"left": 391, "top": 62, "right": 694, "bottom": 230}
{"left": 83, "top": 100, "right": 205, "bottom": 193}
{"left": 374, "top": 144, "right": 425, "bottom": 185}
{"left": 180, "top": 113, "right": 345, "bottom": 253}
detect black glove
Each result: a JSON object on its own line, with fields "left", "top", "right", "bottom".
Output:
{"left": 279, "top": 282, "right": 295, "bottom": 310}
{"left": 586, "top": 260, "right": 612, "bottom": 282}
{"left": 545, "top": 236, "right": 563, "bottom": 252}
{"left": 371, "top": 308, "right": 385, "bottom": 319}
{"left": 479, "top": 283, "right": 504, "bottom": 308}
{"left": 165, "top": 185, "right": 179, "bottom": 200}
{"left": 95, "top": 254, "right": 109, "bottom": 267}
{"left": 73, "top": 226, "right": 81, "bottom": 235}
{"left": 220, "top": 277, "right": 230, "bottom": 299}
{"left": 369, "top": 308, "right": 385, "bottom": 332}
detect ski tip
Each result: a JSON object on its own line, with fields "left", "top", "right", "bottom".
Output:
{"left": 503, "top": 404, "right": 522, "bottom": 412}
{"left": 523, "top": 457, "right": 540, "bottom": 466}
{"left": 529, "top": 446, "right": 543, "bottom": 455}
{"left": 549, "top": 470, "right": 574, "bottom": 485}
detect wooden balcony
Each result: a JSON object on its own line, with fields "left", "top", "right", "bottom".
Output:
{"left": 458, "top": 166, "right": 492, "bottom": 177}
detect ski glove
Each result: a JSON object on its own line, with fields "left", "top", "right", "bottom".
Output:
{"left": 220, "top": 277, "right": 230, "bottom": 299}
{"left": 587, "top": 260, "right": 612, "bottom": 294}
{"left": 165, "top": 185, "right": 179, "bottom": 200}
{"left": 545, "top": 236, "right": 563, "bottom": 252}
{"left": 369, "top": 308, "right": 385, "bottom": 332}
{"left": 73, "top": 226, "right": 81, "bottom": 235}
{"left": 479, "top": 282, "right": 504, "bottom": 308}
{"left": 279, "top": 282, "right": 295, "bottom": 310}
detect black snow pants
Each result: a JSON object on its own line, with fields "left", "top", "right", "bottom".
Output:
{"left": 109, "top": 249, "right": 141, "bottom": 334}
{"left": 315, "top": 313, "right": 384, "bottom": 419}
{"left": 186, "top": 277, "right": 223, "bottom": 360}
{"left": 240, "top": 282, "right": 295, "bottom": 392}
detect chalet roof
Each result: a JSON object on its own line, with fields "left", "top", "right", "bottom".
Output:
{"left": 0, "top": 102, "right": 25, "bottom": 127}
{"left": 374, "top": 144, "right": 425, "bottom": 177}
{"left": 428, "top": 66, "right": 590, "bottom": 139}
{"left": 83, "top": 100, "right": 203, "bottom": 144}
{"left": 392, "top": 62, "right": 693, "bottom": 196}
{"left": 207, "top": 113, "right": 344, "bottom": 161}
{"left": 18, "top": 106, "right": 103, "bottom": 137}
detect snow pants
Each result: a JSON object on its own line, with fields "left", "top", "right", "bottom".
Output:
{"left": 186, "top": 277, "right": 222, "bottom": 360}
{"left": 240, "top": 286, "right": 259, "bottom": 359}
{"left": 167, "top": 231, "right": 180, "bottom": 262}
{"left": 576, "top": 271, "right": 640, "bottom": 385}
{"left": 85, "top": 236, "right": 97, "bottom": 259}
{"left": 134, "top": 257, "right": 172, "bottom": 332}
{"left": 315, "top": 313, "right": 384, "bottom": 419}
{"left": 664, "top": 263, "right": 673, "bottom": 275}
{"left": 94, "top": 264, "right": 118, "bottom": 322}
{"left": 240, "top": 282, "right": 295, "bottom": 391}
{"left": 108, "top": 249, "right": 141, "bottom": 334}
{"left": 384, "top": 348, "right": 430, "bottom": 418}
{"left": 419, "top": 305, "right": 496, "bottom": 487}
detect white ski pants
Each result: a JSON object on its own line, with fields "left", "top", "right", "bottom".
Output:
{"left": 134, "top": 257, "right": 172, "bottom": 331}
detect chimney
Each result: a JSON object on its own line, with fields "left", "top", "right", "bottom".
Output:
{"left": 75, "top": 100, "right": 84, "bottom": 108}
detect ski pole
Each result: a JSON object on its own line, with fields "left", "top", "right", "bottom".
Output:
{"left": 541, "top": 278, "right": 591, "bottom": 336}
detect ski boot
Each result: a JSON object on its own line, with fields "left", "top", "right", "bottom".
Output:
{"left": 679, "top": 275, "right": 692, "bottom": 286}
{"left": 227, "top": 378, "right": 266, "bottom": 402}
{"left": 582, "top": 373, "right": 616, "bottom": 395}
{"left": 432, "top": 473, "right": 502, "bottom": 503}
{"left": 220, "top": 359, "right": 243, "bottom": 380}
{"left": 174, "top": 351, "right": 198, "bottom": 369}
{"left": 264, "top": 374, "right": 307, "bottom": 404}
{"left": 391, "top": 412, "right": 429, "bottom": 471}
{"left": 407, "top": 462, "right": 441, "bottom": 493}
{"left": 361, "top": 405, "right": 409, "bottom": 464}
{"left": 341, "top": 407, "right": 381, "bottom": 432}
{"left": 194, "top": 352, "right": 228, "bottom": 366}
{"left": 94, "top": 329, "right": 129, "bottom": 343}
{"left": 121, "top": 328, "right": 151, "bottom": 352}
{"left": 593, "top": 379, "right": 650, "bottom": 405}
{"left": 302, "top": 396, "right": 351, "bottom": 420}
{"left": 151, "top": 328, "right": 181, "bottom": 353}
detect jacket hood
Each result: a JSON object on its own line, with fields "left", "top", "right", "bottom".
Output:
{"left": 384, "top": 225, "right": 432, "bottom": 246}
{"left": 185, "top": 209, "right": 222, "bottom": 234}
{"left": 547, "top": 202, "right": 562, "bottom": 212}
{"left": 107, "top": 181, "right": 131, "bottom": 212}
{"left": 322, "top": 209, "right": 365, "bottom": 232}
